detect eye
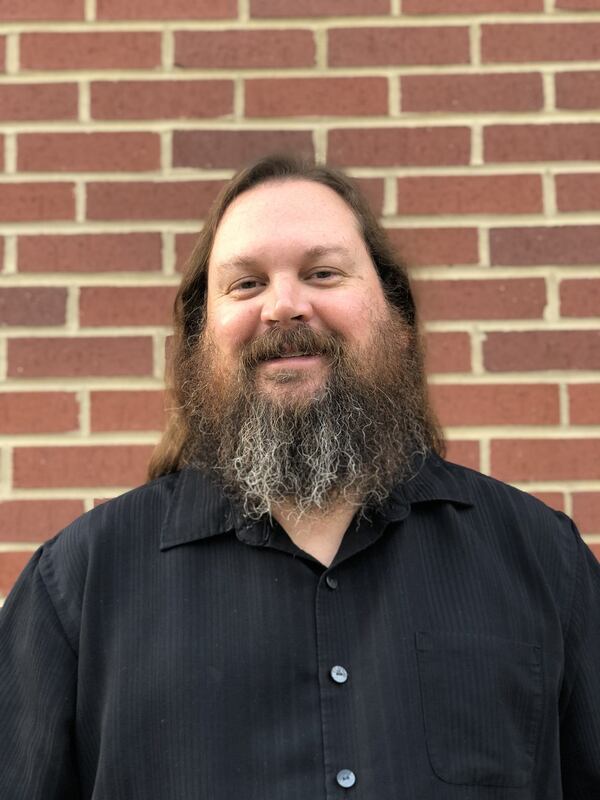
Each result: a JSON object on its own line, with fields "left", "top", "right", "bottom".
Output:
{"left": 309, "top": 269, "right": 338, "bottom": 281}
{"left": 230, "top": 278, "right": 263, "bottom": 293}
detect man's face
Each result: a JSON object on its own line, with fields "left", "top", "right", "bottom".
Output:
{"left": 205, "top": 179, "right": 392, "bottom": 400}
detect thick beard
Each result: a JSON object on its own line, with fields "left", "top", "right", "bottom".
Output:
{"left": 182, "top": 315, "right": 434, "bottom": 521}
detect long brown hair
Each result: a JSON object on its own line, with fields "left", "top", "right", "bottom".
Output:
{"left": 148, "top": 154, "right": 442, "bottom": 481}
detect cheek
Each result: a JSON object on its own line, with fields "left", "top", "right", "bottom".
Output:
{"left": 210, "top": 303, "right": 258, "bottom": 354}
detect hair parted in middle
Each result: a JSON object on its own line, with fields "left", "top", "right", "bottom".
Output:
{"left": 148, "top": 153, "right": 438, "bottom": 480}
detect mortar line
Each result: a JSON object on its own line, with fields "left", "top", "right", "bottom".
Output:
{"left": 3, "top": 236, "right": 16, "bottom": 275}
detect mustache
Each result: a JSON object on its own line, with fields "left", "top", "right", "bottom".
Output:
{"left": 240, "top": 325, "right": 343, "bottom": 371}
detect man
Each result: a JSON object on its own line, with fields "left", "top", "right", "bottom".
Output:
{"left": 0, "top": 155, "right": 598, "bottom": 799}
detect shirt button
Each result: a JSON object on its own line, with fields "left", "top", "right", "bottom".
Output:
{"left": 326, "top": 575, "right": 338, "bottom": 590}
{"left": 330, "top": 665, "right": 348, "bottom": 684}
{"left": 336, "top": 769, "right": 356, "bottom": 788}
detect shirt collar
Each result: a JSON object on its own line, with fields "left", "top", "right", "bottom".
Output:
{"left": 160, "top": 451, "right": 474, "bottom": 551}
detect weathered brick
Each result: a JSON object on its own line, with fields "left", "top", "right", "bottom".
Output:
{"left": 425, "top": 331, "right": 472, "bottom": 374}
{"left": 18, "top": 132, "right": 160, "bottom": 172}
{"left": 0, "top": 500, "right": 84, "bottom": 542}
{"left": 556, "top": 71, "right": 600, "bottom": 110}
{"left": 0, "top": 183, "right": 75, "bottom": 222}
{"left": 251, "top": 0, "right": 389, "bottom": 15}
{"left": 556, "top": 0, "right": 600, "bottom": 7}
{"left": 529, "top": 492, "right": 565, "bottom": 511}
{"left": 560, "top": 279, "right": 600, "bottom": 317}
{"left": 0, "top": 392, "right": 79, "bottom": 434}
{"left": 386, "top": 228, "right": 479, "bottom": 267}
{"left": 482, "top": 23, "right": 600, "bottom": 63}
{"left": 0, "top": 287, "right": 66, "bottom": 326}
{"left": 572, "top": 492, "right": 600, "bottom": 534}
{"left": 175, "top": 233, "right": 198, "bottom": 273}
{"left": 0, "top": 0, "right": 83, "bottom": 20}
{"left": 490, "top": 226, "right": 600, "bottom": 266}
{"left": 80, "top": 286, "right": 176, "bottom": 327}
{"left": 97, "top": 0, "right": 236, "bottom": 18}
{"left": 485, "top": 124, "right": 600, "bottom": 163}
{"left": 91, "top": 80, "right": 233, "bottom": 120}
{"left": 245, "top": 77, "right": 388, "bottom": 117}
{"left": 397, "top": 175, "right": 542, "bottom": 215}
{"left": 20, "top": 32, "right": 160, "bottom": 70}
{"left": 569, "top": 384, "right": 600, "bottom": 425}
{"left": 401, "top": 73, "right": 543, "bottom": 113}
{"left": 0, "top": 553, "right": 33, "bottom": 598}
{"left": 173, "top": 130, "right": 314, "bottom": 169}
{"left": 13, "top": 445, "right": 154, "bottom": 488}
{"left": 328, "top": 26, "right": 469, "bottom": 67}
{"left": 7, "top": 337, "right": 153, "bottom": 378}
{"left": 175, "top": 30, "right": 315, "bottom": 69}
{"left": 445, "top": 440, "right": 480, "bottom": 471}
{"left": 491, "top": 438, "right": 600, "bottom": 481}
{"left": 329, "top": 127, "right": 470, "bottom": 167}
{"left": 0, "top": 37, "right": 5, "bottom": 72}
{"left": 483, "top": 331, "right": 600, "bottom": 371}
{"left": 415, "top": 278, "right": 546, "bottom": 320}
{"left": 403, "top": 0, "right": 541, "bottom": 11}
{"left": 0, "top": 83, "right": 77, "bottom": 121}
{"left": 556, "top": 175, "right": 600, "bottom": 212}
{"left": 18, "top": 233, "right": 162, "bottom": 273}
{"left": 91, "top": 390, "right": 166, "bottom": 432}
{"left": 430, "top": 383, "right": 559, "bottom": 426}
{"left": 86, "top": 181, "right": 224, "bottom": 221}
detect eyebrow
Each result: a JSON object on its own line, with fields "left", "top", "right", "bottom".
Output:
{"left": 215, "top": 245, "right": 354, "bottom": 274}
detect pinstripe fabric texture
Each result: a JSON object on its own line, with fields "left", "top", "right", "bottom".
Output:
{"left": 0, "top": 453, "right": 599, "bottom": 799}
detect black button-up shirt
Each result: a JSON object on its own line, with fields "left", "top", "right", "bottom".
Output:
{"left": 1, "top": 453, "right": 599, "bottom": 798}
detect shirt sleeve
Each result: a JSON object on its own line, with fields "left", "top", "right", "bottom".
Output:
{"left": 0, "top": 546, "right": 80, "bottom": 799}
{"left": 559, "top": 519, "right": 600, "bottom": 798}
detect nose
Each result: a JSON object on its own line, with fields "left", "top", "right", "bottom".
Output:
{"left": 260, "top": 276, "right": 314, "bottom": 327}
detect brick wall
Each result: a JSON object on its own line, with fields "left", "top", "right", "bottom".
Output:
{"left": 1, "top": 0, "right": 599, "bottom": 599}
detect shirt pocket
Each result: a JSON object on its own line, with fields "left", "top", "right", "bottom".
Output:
{"left": 415, "top": 630, "right": 543, "bottom": 788}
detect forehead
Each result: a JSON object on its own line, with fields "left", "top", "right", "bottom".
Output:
{"left": 209, "top": 179, "right": 366, "bottom": 267}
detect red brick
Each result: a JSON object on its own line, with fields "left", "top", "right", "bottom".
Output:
{"left": 328, "top": 26, "right": 468, "bottom": 67}
{"left": 175, "top": 233, "right": 198, "bottom": 273}
{"left": 20, "top": 32, "right": 160, "bottom": 70}
{"left": 397, "top": 175, "right": 542, "bottom": 216}
{"left": 7, "top": 337, "right": 153, "bottom": 378}
{"left": 80, "top": 286, "right": 176, "bottom": 327}
{"left": 175, "top": 30, "right": 314, "bottom": 69}
{"left": 173, "top": 130, "right": 314, "bottom": 170}
{"left": 0, "top": 500, "right": 84, "bottom": 542}
{"left": 97, "top": 0, "right": 236, "bottom": 18}
{"left": 251, "top": 0, "right": 389, "bottom": 15}
{"left": 0, "top": 83, "right": 77, "bottom": 121}
{"left": 485, "top": 124, "right": 600, "bottom": 163}
{"left": 556, "top": 71, "right": 600, "bottom": 110}
{"left": 483, "top": 331, "right": 600, "bottom": 372}
{"left": 401, "top": 73, "right": 542, "bottom": 113}
{"left": 425, "top": 331, "right": 472, "bottom": 374}
{"left": 430, "top": 383, "right": 559, "bottom": 426}
{"left": 0, "top": 392, "right": 78, "bottom": 434}
{"left": 556, "top": 0, "right": 600, "bottom": 7}
{"left": 482, "top": 23, "right": 600, "bottom": 63}
{"left": 13, "top": 445, "right": 154, "bottom": 489}
{"left": 556, "top": 174, "right": 600, "bottom": 212}
{"left": 403, "top": 0, "right": 541, "bottom": 10}
{"left": 18, "top": 132, "right": 160, "bottom": 173}
{"left": 445, "top": 440, "right": 480, "bottom": 471}
{"left": 560, "top": 278, "right": 600, "bottom": 318}
{"left": 18, "top": 233, "right": 162, "bottom": 273}
{"left": 0, "top": 36, "right": 5, "bottom": 72}
{"left": 0, "top": 0, "right": 83, "bottom": 20}
{"left": 589, "top": 543, "right": 600, "bottom": 562}
{"left": 86, "top": 180, "right": 224, "bottom": 221}
{"left": 0, "top": 552, "right": 32, "bottom": 598}
{"left": 245, "top": 77, "right": 388, "bottom": 118}
{"left": 0, "top": 287, "right": 66, "bottom": 326}
{"left": 414, "top": 278, "right": 546, "bottom": 321}
{"left": 529, "top": 492, "right": 565, "bottom": 511}
{"left": 329, "top": 127, "right": 470, "bottom": 167}
{"left": 387, "top": 227, "right": 479, "bottom": 267}
{"left": 91, "top": 80, "right": 233, "bottom": 120}
{"left": 490, "top": 226, "right": 600, "bottom": 266}
{"left": 491, "top": 438, "right": 600, "bottom": 482}
{"left": 569, "top": 384, "right": 600, "bottom": 425}
{"left": 0, "top": 183, "right": 74, "bottom": 222}
{"left": 573, "top": 493, "right": 600, "bottom": 534}
{"left": 91, "top": 390, "right": 166, "bottom": 432}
